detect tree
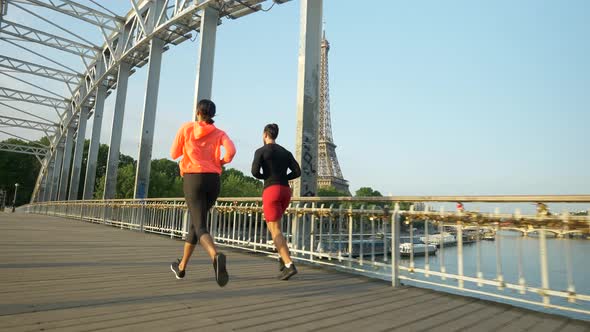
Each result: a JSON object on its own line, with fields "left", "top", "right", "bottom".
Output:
{"left": 0, "top": 138, "right": 43, "bottom": 206}
{"left": 220, "top": 168, "right": 263, "bottom": 197}
{"left": 148, "top": 159, "right": 182, "bottom": 198}
{"left": 355, "top": 187, "right": 383, "bottom": 197}
{"left": 317, "top": 186, "right": 350, "bottom": 197}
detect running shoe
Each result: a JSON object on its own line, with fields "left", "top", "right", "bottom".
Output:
{"left": 170, "top": 258, "right": 185, "bottom": 279}
{"left": 278, "top": 263, "right": 297, "bottom": 280}
{"left": 213, "top": 253, "right": 229, "bottom": 287}
{"left": 279, "top": 257, "right": 285, "bottom": 271}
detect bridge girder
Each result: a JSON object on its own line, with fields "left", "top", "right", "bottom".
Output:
{"left": 0, "top": 141, "right": 48, "bottom": 157}
{"left": 9, "top": 0, "right": 123, "bottom": 32}
{"left": 0, "top": 114, "right": 57, "bottom": 133}
{"left": 0, "top": 19, "right": 99, "bottom": 59}
{"left": 0, "top": 87, "right": 69, "bottom": 110}
{"left": 0, "top": 0, "right": 294, "bottom": 202}
{"left": 0, "top": 55, "right": 81, "bottom": 85}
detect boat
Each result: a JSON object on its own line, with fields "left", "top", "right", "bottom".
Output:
{"left": 419, "top": 233, "right": 456, "bottom": 247}
{"left": 400, "top": 237, "right": 437, "bottom": 256}
{"left": 482, "top": 232, "right": 495, "bottom": 240}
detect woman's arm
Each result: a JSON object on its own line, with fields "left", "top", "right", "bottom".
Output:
{"left": 220, "top": 133, "right": 236, "bottom": 165}
{"left": 170, "top": 126, "right": 185, "bottom": 160}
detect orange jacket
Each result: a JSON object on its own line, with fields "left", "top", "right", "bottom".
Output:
{"left": 170, "top": 121, "right": 236, "bottom": 176}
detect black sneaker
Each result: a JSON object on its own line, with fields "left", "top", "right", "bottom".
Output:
{"left": 170, "top": 259, "right": 185, "bottom": 279}
{"left": 279, "top": 257, "right": 285, "bottom": 271}
{"left": 278, "top": 263, "right": 297, "bottom": 281}
{"left": 213, "top": 253, "right": 229, "bottom": 287}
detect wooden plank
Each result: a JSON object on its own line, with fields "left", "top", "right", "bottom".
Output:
{"left": 389, "top": 300, "right": 490, "bottom": 331}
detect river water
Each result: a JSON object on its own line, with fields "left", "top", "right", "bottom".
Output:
{"left": 388, "top": 232, "right": 590, "bottom": 320}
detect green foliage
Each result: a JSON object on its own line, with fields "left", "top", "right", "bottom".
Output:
{"left": 2, "top": 138, "right": 386, "bottom": 203}
{"left": 355, "top": 187, "right": 383, "bottom": 197}
{"left": 220, "top": 168, "right": 263, "bottom": 197}
{"left": 148, "top": 159, "right": 183, "bottom": 198}
{"left": 317, "top": 186, "right": 350, "bottom": 197}
{"left": 0, "top": 138, "right": 43, "bottom": 205}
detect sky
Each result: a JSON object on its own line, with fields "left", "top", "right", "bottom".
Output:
{"left": 1, "top": 0, "right": 589, "bottom": 198}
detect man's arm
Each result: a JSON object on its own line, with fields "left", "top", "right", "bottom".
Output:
{"left": 251, "top": 149, "right": 265, "bottom": 179}
{"left": 286, "top": 152, "right": 301, "bottom": 180}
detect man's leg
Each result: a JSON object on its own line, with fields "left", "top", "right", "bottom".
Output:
{"left": 267, "top": 221, "right": 292, "bottom": 265}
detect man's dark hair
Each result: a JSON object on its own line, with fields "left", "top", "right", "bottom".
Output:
{"left": 264, "top": 123, "right": 279, "bottom": 140}
{"left": 196, "top": 99, "right": 216, "bottom": 124}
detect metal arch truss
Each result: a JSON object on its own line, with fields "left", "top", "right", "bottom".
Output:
{"left": 0, "top": 20, "right": 99, "bottom": 59}
{"left": 0, "top": 55, "right": 81, "bottom": 85}
{"left": 0, "top": 114, "right": 57, "bottom": 133}
{"left": 0, "top": 87, "right": 69, "bottom": 110}
{"left": 11, "top": 0, "right": 124, "bottom": 32}
{"left": 0, "top": 141, "right": 48, "bottom": 157}
{"left": 0, "top": 0, "right": 293, "bottom": 202}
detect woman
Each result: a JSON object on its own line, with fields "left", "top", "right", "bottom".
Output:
{"left": 251, "top": 123, "right": 301, "bottom": 280}
{"left": 169, "top": 99, "right": 236, "bottom": 287}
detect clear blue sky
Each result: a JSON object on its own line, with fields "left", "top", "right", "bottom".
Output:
{"left": 1, "top": 0, "right": 589, "bottom": 196}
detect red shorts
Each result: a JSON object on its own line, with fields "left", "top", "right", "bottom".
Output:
{"left": 262, "top": 185, "right": 292, "bottom": 222}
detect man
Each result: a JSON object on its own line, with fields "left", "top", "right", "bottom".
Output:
{"left": 251, "top": 123, "right": 301, "bottom": 280}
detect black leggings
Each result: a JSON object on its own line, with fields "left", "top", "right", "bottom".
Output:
{"left": 183, "top": 173, "right": 220, "bottom": 245}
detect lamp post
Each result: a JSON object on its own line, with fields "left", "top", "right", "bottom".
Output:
{"left": 12, "top": 183, "right": 19, "bottom": 213}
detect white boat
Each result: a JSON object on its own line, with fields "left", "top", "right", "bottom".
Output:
{"left": 399, "top": 237, "right": 437, "bottom": 256}
{"left": 420, "top": 233, "right": 456, "bottom": 247}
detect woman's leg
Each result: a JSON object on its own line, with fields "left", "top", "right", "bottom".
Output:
{"left": 179, "top": 242, "right": 195, "bottom": 271}
{"left": 179, "top": 174, "right": 205, "bottom": 269}
{"left": 196, "top": 174, "right": 221, "bottom": 261}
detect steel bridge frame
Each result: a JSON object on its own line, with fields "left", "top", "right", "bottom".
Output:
{"left": 0, "top": 0, "right": 325, "bottom": 203}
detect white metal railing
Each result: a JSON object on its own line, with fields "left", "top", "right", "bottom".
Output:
{"left": 26, "top": 195, "right": 590, "bottom": 319}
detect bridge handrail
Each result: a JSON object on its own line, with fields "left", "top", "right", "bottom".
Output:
{"left": 25, "top": 197, "right": 590, "bottom": 319}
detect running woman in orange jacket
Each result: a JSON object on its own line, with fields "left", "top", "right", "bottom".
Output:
{"left": 170, "top": 99, "right": 236, "bottom": 287}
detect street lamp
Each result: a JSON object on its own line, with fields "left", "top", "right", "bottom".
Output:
{"left": 12, "top": 183, "right": 19, "bottom": 213}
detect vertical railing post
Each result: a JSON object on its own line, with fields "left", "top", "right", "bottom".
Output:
{"left": 476, "top": 222, "right": 483, "bottom": 287}
{"left": 424, "top": 214, "right": 430, "bottom": 277}
{"left": 359, "top": 205, "right": 365, "bottom": 266}
{"left": 539, "top": 226, "right": 550, "bottom": 306}
{"left": 310, "top": 202, "right": 316, "bottom": 260}
{"left": 391, "top": 203, "right": 400, "bottom": 287}
{"left": 563, "top": 212, "right": 576, "bottom": 303}
{"left": 439, "top": 206, "right": 446, "bottom": 280}
{"left": 457, "top": 219, "right": 464, "bottom": 289}
{"left": 496, "top": 207, "right": 504, "bottom": 290}
{"left": 291, "top": 203, "right": 301, "bottom": 254}
{"left": 347, "top": 205, "right": 353, "bottom": 266}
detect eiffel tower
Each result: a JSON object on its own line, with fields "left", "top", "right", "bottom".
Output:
{"left": 317, "top": 31, "right": 350, "bottom": 195}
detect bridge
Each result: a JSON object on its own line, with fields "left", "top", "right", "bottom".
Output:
{"left": 2, "top": 207, "right": 590, "bottom": 331}
{"left": 1, "top": 0, "right": 590, "bottom": 330}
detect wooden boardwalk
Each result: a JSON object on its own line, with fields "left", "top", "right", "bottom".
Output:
{"left": 0, "top": 213, "right": 588, "bottom": 332}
